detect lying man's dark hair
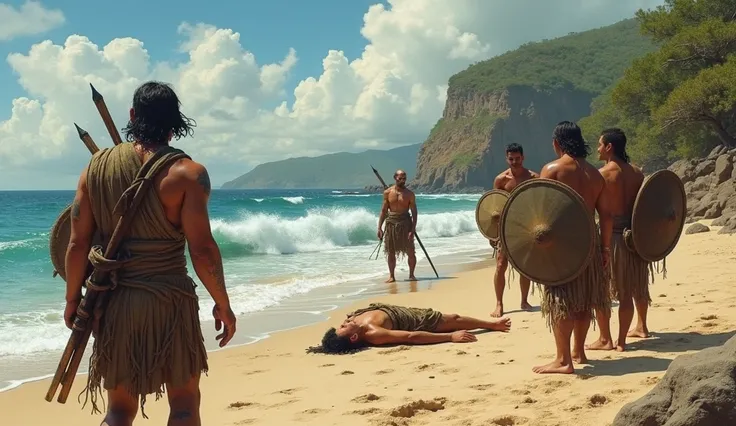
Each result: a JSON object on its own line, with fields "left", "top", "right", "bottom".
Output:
{"left": 305, "top": 327, "right": 368, "bottom": 355}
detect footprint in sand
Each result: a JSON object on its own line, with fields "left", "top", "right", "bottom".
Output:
{"left": 489, "top": 415, "right": 529, "bottom": 425}
{"left": 319, "top": 363, "right": 335, "bottom": 368}
{"left": 377, "top": 346, "right": 412, "bottom": 354}
{"left": 521, "top": 396, "right": 536, "bottom": 404}
{"left": 389, "top": 398, "right": 447, "bottom": 418}
{"left": 470, "top": 384, "right": 494, "bottom": 391}
{"left": 492, "top": 349, "right": 505, "bottom": 354}
{"left": 510, "top": 389, "right": 531, "bottom": 396}
{"left": 611, "top": 388, "right": 635, "bottom": 395}
{"left": 228, "top": 401, "right": 257, "bottom": 410}
{"left": 244, "top": 369, "right": 265, "bottom": 376}
{"left": 416, "top": 363, "right": 442, "bottom": 371}
{"left": 441, "top": 367, "right": 461, "bottom": 374}
{"left": 233, "top": 419, "right": 257, "bottom": 425}
{"left": 700, "top": 314, "right": 718, "bottom": 321}
{"left": 641, "top": 376, "right": 660, "bottom": 386}
{"left": 542, "top": 380, "right": 571, "bottom": 394}
{"left": 340, "top": 370, "right": 355, "bottom": 375}
{"left": 346, "top": 407, "right": 382, "bottom": 416}
{"left": 375, "top": 369, "right": 394, "bottom": 375}
{"left": 588, "top": 394, "right": 608, "bottom": 407}
{"left": 275, "top": 388, "right": 303, "bottom": 395}
{"left": 300, "top": 408, "right": 328, "bottom": 415}
{"left": 352, "top": 393, "right": 382, "bottom": 403}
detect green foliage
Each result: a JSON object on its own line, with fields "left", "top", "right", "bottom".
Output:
{"left": 582, "top": 0, "right": 736, "bottom": 169}
{"left": 448, "top": 19, "right": 657, "bottom": 97}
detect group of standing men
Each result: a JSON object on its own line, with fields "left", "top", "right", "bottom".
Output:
{"left": 379, "top": 121, "right": 654, "bottom": 375}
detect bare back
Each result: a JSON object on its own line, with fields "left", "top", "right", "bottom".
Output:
{"left": 494, "top": 168, "right": 539, "bottom": 193}
{"left": 540, "top": 155, "right": 605, "bottom": 214}
{"left": 385, "top": 186, "right": 415, "bottom": 214}
{"left": 598, "top": 161, "right": 644, "bottom": 217}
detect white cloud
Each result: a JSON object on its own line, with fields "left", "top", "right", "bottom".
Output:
{"left": 0, "top": 0, "right": 663, "bottom": 189}
{"left": 0, "top": 1, "right": 64, "bottom": 41}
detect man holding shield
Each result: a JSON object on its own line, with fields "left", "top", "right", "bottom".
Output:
{"left": 586, "top": 128, "right": 651, "bottom": 352}
{"left": 534, "top": 121, "right": 613, "bottom": 374}
{"left": 490, "top": 143, "right": 538, "bottom": 317}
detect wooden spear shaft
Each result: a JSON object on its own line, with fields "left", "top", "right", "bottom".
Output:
{"left": 45, "top": 85, "right": 125, "bottom": 403}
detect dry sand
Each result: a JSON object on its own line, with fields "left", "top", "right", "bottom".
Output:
{"left": 1, "top": 220, "right": 734, "bottom": 425}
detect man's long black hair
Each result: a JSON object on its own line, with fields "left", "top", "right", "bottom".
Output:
{"left": 122, "top": 81, "right": 196, "bottom": 147}
{"left": 553, "top": 120, "right": 590, "bottom": 158}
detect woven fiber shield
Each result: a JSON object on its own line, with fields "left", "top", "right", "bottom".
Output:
{"left": 49, "top": 204, "right": 101, "bottom": 282}
{"left": 630, "top": 169, "right": 686, "bottom": 262}
{"left": 499, "top": 179, "right": 595, "bottom": 286}
{"left": 475, "top": 189, "right": 509, "bottom": 242}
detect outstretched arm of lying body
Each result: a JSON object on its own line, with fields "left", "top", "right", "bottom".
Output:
{"left": 365, "top": 328, "right": 476, "bottom": 345}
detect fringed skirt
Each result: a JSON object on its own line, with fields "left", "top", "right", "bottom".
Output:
{"left": 82, "top": 275, "right": 209, "bottom": 418}
{"left": 383, "top": 212, "right": 415, "bottom": 260}
{"left": 610, "top": 232, "right": 653, "bottom": 304}
{"left": 538, "top": 242, "right": 611, "bottom": 330}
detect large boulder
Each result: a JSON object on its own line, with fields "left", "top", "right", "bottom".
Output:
{"left": 612, "top": 335, "right": 736, "bottom": 426}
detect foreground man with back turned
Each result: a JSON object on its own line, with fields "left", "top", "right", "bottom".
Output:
{"left": 534, "top": 121, "right": 613, "bottom": 374}
{"left": 65, "top": 81, "right": 236, "bottom": 426}
{"left": 491, "top": 143, "right": 538, "bottom": 317}
{"left": 377, "top": 169, "right": 417, "bottom": 282}
{"left": 586, "top": 128, "right": 651, "bottom": 352}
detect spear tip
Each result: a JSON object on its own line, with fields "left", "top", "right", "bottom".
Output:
{"left": 73, "top": 122, "right": 88, "bottom": 138}
{"left": 90, "top": 83, "right": 103, "bottom": 102}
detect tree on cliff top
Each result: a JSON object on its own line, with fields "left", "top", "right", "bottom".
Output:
{"left": 580, "top": 0, "right": 736, "bottom": 170}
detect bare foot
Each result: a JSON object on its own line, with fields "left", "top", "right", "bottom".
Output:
{"left": 385, "top": 277, "right": 396, "bottom": 283}
{"left": 491, "top": 303, "right": 503, "bottom": 318}
{"left": 532, "top": 359, "right": 574, "bottom": 374}
{"left": 571, "top": 351, "right": 588, "bottom": 364}
{"left": 585, "top": 338, "right": 614, "bottom": 351}
{"left": 615, "top": 342, "right": 626, "bottom": 352}
{"left": 490, "top": 317, "right": 512, "bottom": 332}
{"left": 520, "top": 301, "right": 533, "bottom": 311}
{"left": 408, "top": 275, "right": 417, "bottom": 281}
{"left": 627, "top": 328, "right": 649, "bottom": 338}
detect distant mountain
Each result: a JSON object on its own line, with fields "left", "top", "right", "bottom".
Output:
{"left": 221, "top": 143, "right": 421, "bottom": 189}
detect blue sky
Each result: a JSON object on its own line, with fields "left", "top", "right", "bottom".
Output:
{"left": 0, "top": 0, "right": 384, "bottom": 122}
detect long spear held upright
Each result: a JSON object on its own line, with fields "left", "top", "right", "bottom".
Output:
{"left": 371, "top": 165, "right": 439, "bottom": 278}
{"left": 45, "top": 84, "right": 123, "bottom": 404}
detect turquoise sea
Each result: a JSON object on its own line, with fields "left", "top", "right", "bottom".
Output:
{"left": 0, "top": 188, "right": 489, "bottom": 391}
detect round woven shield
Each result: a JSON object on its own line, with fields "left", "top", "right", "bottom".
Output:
{"left": 475, "top": 189, "right": 509, "bottom": 241}
{"left": 499, "top": 179, "right": 595, "bottom": 287}
{"left": 631, "top": 169, "right": 686, "bottom": 262}
{"left": 49, "top": 204, "right": 100, "bottom": 282}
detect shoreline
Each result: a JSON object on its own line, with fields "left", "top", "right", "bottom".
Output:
{"left": 0, "top": 246, "right": 493, "bottom": 395}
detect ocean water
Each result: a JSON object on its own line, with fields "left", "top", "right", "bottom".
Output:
{"left": 0, "top": 188, "right": 489, "bottom": 391}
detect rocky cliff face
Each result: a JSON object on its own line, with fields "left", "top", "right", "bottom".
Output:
{"left": 668, "top": 144, "right": 736, "bottom": 234}
{"left": 410, "top": 86, "right": 595, "bottom": 193}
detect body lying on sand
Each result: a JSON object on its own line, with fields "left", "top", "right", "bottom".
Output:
{"left": 312, "top": 122, "right": 660, "bottom": 377}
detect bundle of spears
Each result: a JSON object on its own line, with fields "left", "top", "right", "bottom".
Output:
{"left": 44, "top": 83, "right": 125, "bottom": 404}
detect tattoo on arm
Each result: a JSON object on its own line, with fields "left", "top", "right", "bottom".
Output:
{"left": 196, "top": 169, "right": 211, "bottom": 196}
{"left": 71, "top": 200, "right": 81, "bottom": 220}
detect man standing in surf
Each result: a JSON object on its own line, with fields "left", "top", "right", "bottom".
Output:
{"left": 377, "top": 169, "right": 417, "bottom": 283}
{"left": 491, "top": 143, "right": 538, "bottom": 317}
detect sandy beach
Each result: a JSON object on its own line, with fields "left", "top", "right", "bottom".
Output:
{"left": 1, "top": 219, "right": 733, "bottom": 426}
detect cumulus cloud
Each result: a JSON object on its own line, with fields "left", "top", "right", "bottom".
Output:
{"left": 0, "top": 1, "right": 64, "bottom": 41}
{"left": 0, "top": 0, "right": 663, "bottom": 189}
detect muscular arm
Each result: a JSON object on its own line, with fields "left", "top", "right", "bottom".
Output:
{"left": 493, "top": 174, "right": 505, "bottom": 190}
{"left": 539, "top": 163, "right": 557, "bottom": 180}
{"left": 364, "top": 328, "right": 453, "bottom": 346}
{"left": 377, "top": 189, "right": 390, "bottom": 232}
{"left": 409, "top": 192, "right": 417, "bottom": 232}
{"left": 180, "top": 162, "right": 230, "bottom": 307}
{"left": 65, "top": 166, "right": 97, "bottom": 303}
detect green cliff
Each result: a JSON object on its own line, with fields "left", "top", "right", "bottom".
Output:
{"left": 412, "top": 18, "right": 657, "bottom": 192}
{"left": 221, "top": 143, "right": 421, "bottom": 189}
